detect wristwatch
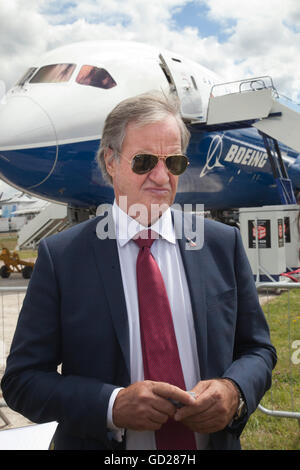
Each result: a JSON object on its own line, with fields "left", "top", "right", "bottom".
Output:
{"left": 234, "top": 394, "right": 247, "bottom": 420}
{"left": 224, "top": 378, "right": 247, "bottom": 421}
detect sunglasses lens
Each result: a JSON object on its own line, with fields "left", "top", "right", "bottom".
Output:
{"left": 131, "top": 154, "right": 189, "bottom": 175}
{"left": 166, "top": 155, "right": 188, "bottom": 175}
{"left": 132, "top": 154, "right": 157, "bottom": 174}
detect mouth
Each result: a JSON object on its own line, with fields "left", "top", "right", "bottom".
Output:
{"left": 143, "top": 187, "right": 170, "bottom": 194}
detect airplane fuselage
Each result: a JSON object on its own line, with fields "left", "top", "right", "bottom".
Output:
{"left": 0, "top": 40, "right": 299, "bottom": 211}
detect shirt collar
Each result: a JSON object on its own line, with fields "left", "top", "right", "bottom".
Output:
{"left": 112, "top": 200, "right": 176, "bottom": 247}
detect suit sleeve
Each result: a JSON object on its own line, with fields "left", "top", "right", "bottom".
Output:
{"left": 1, "top": 239, "right": 117, "bottom": 447}
{"left": 222, "top": 227, "right": 277, "bottom": 434}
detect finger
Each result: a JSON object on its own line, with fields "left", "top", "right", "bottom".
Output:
{"left": 191, "top": 381, "right": 211, "bottom": 396}
{"left": 180, "top": 405, "right": 216, "bottom": 427}
{"left": 152, "top": 382, "right": 196, "bottom": 407}
{"left": 132, "top": 414, "right": 166, "bottom": 432}
{"left": 152, "top": 395, "right": 177, "bottom": 417}
{"left": 183, "top": 412, "right": 229, "bottom": 434}
{"left": 174, "top": 393, "right": 215, "bottom": 421}
{"left": 148, "top": 408, "right": 170, "bottom": 426}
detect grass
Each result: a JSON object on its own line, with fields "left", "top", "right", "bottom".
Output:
{"left": 240, "top": 288, "right": 300, "bottom": 450}
{"left": 0, "top": 233, "right": 37, "bottom": 260}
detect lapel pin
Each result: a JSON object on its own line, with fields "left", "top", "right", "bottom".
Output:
{"left": 186, "top": 237, "right": 197, "bottom": 248}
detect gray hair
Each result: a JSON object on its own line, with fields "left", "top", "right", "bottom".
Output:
{"left": 96, "top": 91, "right": 191, "bottom": 185}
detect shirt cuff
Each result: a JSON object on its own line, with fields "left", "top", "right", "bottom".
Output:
{"left": 107, "top": 387, "right": 125, "bottom": 442}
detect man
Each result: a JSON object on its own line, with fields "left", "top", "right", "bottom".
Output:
{"left": 1, "top": 92, "right": 276, "bottom": 450}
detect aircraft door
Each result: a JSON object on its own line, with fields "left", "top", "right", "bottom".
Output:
{"left": 159, "top": 53, "right": 203, "bottom": 121}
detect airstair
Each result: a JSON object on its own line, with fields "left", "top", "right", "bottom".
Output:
{"left": 17, "top": 202, "right": 69, "bottom": 249}
{"left": 191, "top": 77, "right": 300, "bottom": 204}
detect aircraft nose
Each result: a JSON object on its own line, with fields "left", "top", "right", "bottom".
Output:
{"left": 0, "top": 94, "right": 58, "bottom": 188}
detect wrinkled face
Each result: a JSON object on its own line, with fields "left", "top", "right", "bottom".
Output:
{"left": 105, "top": 116, "right": 182, "bottom": 225}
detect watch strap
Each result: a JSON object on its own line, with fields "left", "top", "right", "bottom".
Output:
{"left": 223, "top": 378, "right": 247, "bottom": 420}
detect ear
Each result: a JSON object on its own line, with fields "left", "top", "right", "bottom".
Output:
{"left": 104, "top": 147, "right": 116, "bottom": 178}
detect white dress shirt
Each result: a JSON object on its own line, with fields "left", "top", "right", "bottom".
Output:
{"left": 107, "top": 201, "right": 208, "bottom": 450}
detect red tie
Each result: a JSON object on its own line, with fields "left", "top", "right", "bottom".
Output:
{"left": 134, "top": 229, "right": 197, "bottom": 450}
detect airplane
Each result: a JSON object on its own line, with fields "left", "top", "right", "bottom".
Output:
{"left": 0, "top": 40, "right": 299, "bottom": 224}
{"left": 0, "top": 180, "right": 20, "bottom": 202}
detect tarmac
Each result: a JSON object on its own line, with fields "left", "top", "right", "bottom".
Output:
{"left": 0, "top": 273, "right": 275, "bottom": 431}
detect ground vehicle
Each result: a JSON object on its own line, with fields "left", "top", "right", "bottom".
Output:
{"left": 0, "top": 247, "right": 34, "bottom": 279}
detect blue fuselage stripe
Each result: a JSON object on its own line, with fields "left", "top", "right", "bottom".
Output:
{"left": 0, "top": 127, "right": 299, "bottom": 209}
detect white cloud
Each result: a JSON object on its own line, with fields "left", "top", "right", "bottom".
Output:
{"left": 41, "top": 0, "right": 184, "bottom": 25}
{"left": 199, "top": 0, "right": 299, "bottom": 23}
{"left": 0, "top": 0, "right": 299, "bottom": 101}
{"left": 197, "top": 0, "right": 300, "bottom": 100}
{"left": 0, "top": 0, "right": 49, "bottom": 87}
{"left": 0, "top": 0, "right": 189, "bottom": 87}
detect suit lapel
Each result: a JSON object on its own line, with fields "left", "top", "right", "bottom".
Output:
{"left": 90, "top": 208, "right": 130, "bottom": 381}
{"left": 173, "top": 209, "right": 208, "bottom": 379}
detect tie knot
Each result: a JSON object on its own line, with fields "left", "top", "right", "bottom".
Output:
{"left": 133, "top": 229, "right": 159, "bottom": 249}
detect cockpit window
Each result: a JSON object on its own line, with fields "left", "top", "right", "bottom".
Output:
{"left": 29, "top": 64, "right": 76, "bottom": 83}
{"left": 76, "top": 65, "right": 117, "bottom": 89}
{"left": 16, "top": 68, "right": 38, "bottom": 86}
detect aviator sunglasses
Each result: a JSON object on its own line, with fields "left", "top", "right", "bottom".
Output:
{"left": 126, "top": 153, "right": 189, "bottom": 176}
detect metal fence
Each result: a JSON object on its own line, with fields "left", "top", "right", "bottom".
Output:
{"left": 256, "top": 282, "right": 300, "bottom": 427}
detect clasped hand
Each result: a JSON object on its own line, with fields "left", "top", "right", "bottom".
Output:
{"left": 113, "top": 379, "right": 239, "bottom": 434}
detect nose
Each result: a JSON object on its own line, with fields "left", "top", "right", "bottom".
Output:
{"left": 148, "top": 158, "right": 171, "bottom": 185}
{"left": 0, "top": 94, "right": 58, "bottom": 188}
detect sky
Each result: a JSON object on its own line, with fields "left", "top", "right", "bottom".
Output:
{"left": 0, "top": 0, "right": 300, "bottom": 196}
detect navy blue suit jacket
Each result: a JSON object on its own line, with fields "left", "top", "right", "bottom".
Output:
{"left": 1, "top": 210, "right": 276, "bottom": 450}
